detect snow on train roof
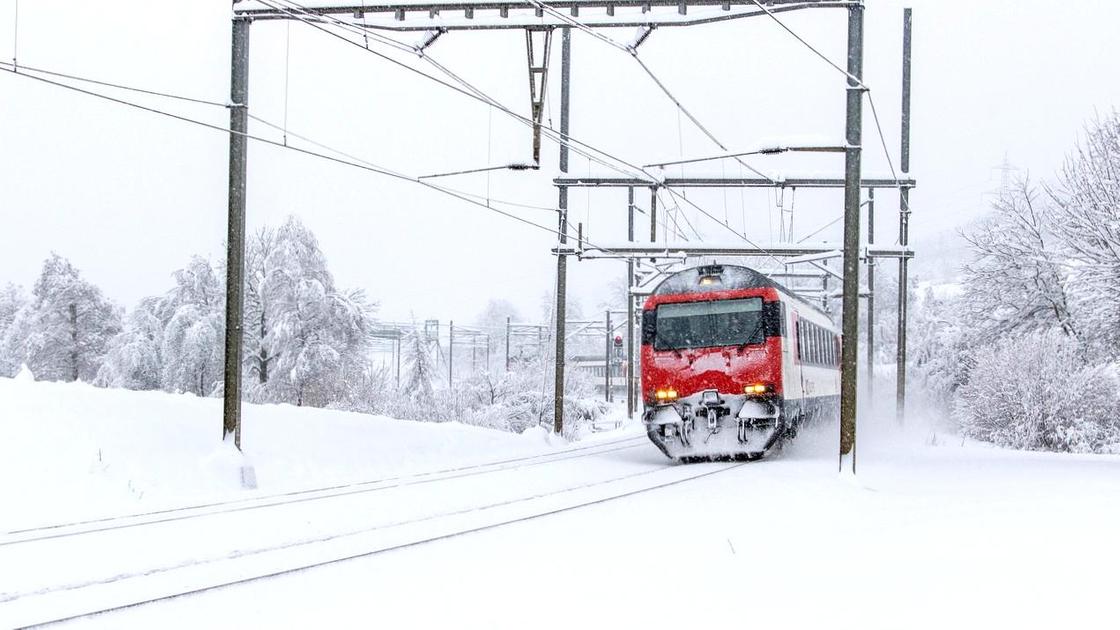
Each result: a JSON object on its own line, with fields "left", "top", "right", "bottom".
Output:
{"left": 651, "top": 264, "right": 830, "bottom": 316}
{"left": 653, "top": 264, "right": 779, "bottom": 296}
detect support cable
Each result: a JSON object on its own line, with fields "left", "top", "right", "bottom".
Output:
{"left": 746, "top": 0, "right": 864, "bottom": 87}
{"left": 264, "top": 0, "right": 792, "bottom": 264}
{"left": 0, "top": 64, "right": 615, "bottom": 251}
{"left": 263, "top": 0, "right": 653, "bottom": 183}
{"left": 660, "top": 185, "right": 786, "bottom": 268}
{"left": 282, "top": 21, "right": 292, "bottom": 145}
{"left": 0, "top": 59, "right": 571, "bottom": 218}
{"left": 0, "top": 60, "right": 228, "bottom": 107}
{"left": 272, "top": 0, "right": 777, "bottom": 257}
{"left": 746, "top": 0, "right": 908, "bottom": 221}
{"left": 11, "top": 0, "right": 18, "bottom": 70}
{"left": 525, "top": 0, "right": 774, "bottom": 182}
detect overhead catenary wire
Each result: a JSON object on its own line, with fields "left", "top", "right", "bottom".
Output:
{"left": 283, "top": 20, "right": 292, "bottom": 145}
{"left": 261, "top": 0, "right": 654, "bottom": 184}
{"left": 252, "top": 0, "right": 795, "bottom": 266}
{"left": 0, "top": 58, "right": 577, "bottom": 219}
{"left": 266, "top": 0, "right": 779, "bottom": 261}
{"left": 745, "top": 0, "right": 865, "bottom": 88}
{"left": 0, "top": 58, "right": 584, "bottom": 221}
{"left": 269, "top": 0, "right": 781, "bottom": 258}
{"left": 744, "top": 0, "right": 909, "bottom": 205}
{"left": 11, "top": 0, "right": 19, "bottom": 70}
{"left": 0, "top": 63, "right": 614, "bottom": 251}
{"left": 0, "top": 60, "right": 228, "bottom": 108}
{"left": 525, "top": 0, "right": 775, "bottom": 182}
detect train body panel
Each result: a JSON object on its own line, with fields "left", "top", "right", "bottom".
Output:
{"left": 640, "top": 264, "right": 840, "bottom": 461}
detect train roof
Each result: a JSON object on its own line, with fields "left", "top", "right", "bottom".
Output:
{"left": 649, "top": 263, "right": 831, "bottom": 318}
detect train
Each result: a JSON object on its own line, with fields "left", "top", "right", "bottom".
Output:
{"left": 641, "top": 263, "right": 841, "bottom": 461}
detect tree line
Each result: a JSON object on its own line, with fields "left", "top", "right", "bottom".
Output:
{"left": 912, "top": 111, "right": 1120, "bottom": 453}
{"left": 0, "top": 216, "right": 605, "bottom": 436}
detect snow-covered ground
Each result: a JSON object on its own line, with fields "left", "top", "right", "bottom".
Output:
{"left": 3, "top": 376, "right": 1119, "bottom": 629}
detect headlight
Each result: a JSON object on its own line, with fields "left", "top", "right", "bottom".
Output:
{"left": 743, "top": 383, "right": 772, "bottom": 394}
{"left": 655, "top": 388, "right": 679, "bottom": 401}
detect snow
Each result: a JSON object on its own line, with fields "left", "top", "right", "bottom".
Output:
{"left": 0, "top": 376, "right": 578, "bottom": 532}
{"left": 3, "top": 375, "right": 1120, "bottom": 628}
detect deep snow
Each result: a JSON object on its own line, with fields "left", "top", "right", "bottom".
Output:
{"left": 2, "top": 375, "right": 1119, "bottom": 629}
{"left": 0, "top": 376, "right": 594, "bottom": 532}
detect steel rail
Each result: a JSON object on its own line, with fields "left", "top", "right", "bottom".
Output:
{"left": 19, "top": 461, "right": 747, "bottom": 627}
{"left": 2, "top": 436, "right": 647, "bottom": 544}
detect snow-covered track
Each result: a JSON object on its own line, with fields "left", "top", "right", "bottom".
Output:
{"left": 8, "top": 460, "right": 745, "bottom": 628}
{"left": 1, "top": 435, "right": 647, "bottom": 546}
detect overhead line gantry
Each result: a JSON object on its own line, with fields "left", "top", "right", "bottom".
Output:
{"left": 221, "top": 0, "right": 913, "bottom": 474}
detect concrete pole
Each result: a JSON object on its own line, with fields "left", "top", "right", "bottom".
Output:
{"left": 626, "top": 186, "right": 636, "bottom": 418}
{"left": 448, "top": 320, "right": 454, "bottom": 388}
{"left": 222, "top": 15, "right": 250, "bottom": 450}
{"left": 838, "top": 2, "right": 864, "bottom": 468}
{"left": 552, "top": 27, "right": 571, "bottom": 435}
{"left": 604, "top": 310, "right": 612, "bottom": 402}
{"left": 866, "top": 188, "right": 875, "bottom": 405}
{"left": 505, "top": 316, "right": 511, "bottom": 371}
{"left": 896, "top": 8, "right": 913, "bottom": 425}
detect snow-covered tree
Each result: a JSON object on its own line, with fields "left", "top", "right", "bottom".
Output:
{"left": 960, "top": 178, "right": 1077, "bottom": 339}
{"left": 0, "top": 283, "right": 28, "bottom": 376}
{"left": 401, "top": 325, "right": 435, "bottom": 404}
{"left": 155, "top": 256, "right": 224, "bottom": 396}
{"left": 246, "top": 217, "right": 375, "bottom": 407}
{"left": 160, "top": 304, "right": 223, "bottom": 395}
{"left": 0, "top": 254, "right": 121, "bottom": 381}
{"left": 245, "top": 226, "right": 279, "bottom": 384}
{"left": 95, "top": 298, "right": 163, "bottom": 390}
{"left": 0, "top": 283, "right": 26, "bottom": 338}
{"left": 956, "top": 329, "right": 1120, "bottom": 453}
{"left": 909, "top": 287, "right": 976, "bottom": 412}
{"left": 1048, "top": 111, "right": 1120, "bottom": 359}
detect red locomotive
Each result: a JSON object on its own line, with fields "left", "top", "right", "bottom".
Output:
{"left": 641, "top": 264, "right": 840, "bottom": 461}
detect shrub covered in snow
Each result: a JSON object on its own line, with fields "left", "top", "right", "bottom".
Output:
{"left": 426, "top": 358, "right": 610, "bottom": 438}
{"left": 956, "top": 329, "right": 1120, "bottom": 453}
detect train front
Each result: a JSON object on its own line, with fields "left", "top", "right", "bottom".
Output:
{"left": 641, "top": 264, "right": 787, "bottom": 461}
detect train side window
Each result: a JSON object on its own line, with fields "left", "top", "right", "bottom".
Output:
{"left": 817, "top": 327, "right": 824, "bottom": 364}
{"left": 810, "top": 323, "right": 816, "bottom": 363}
{"left": 808, "top": 324, "right": 815, "bottom": 364}
{"left": 817, "top": 327, "right": 823, "bottom": 364}
{"left": 796, "top": 320, "right": 803, "bottom": 361}
{"left": 806, "top": 320, "right": 815, "bottom": 360}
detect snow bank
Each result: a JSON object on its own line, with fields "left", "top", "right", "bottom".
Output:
{"left": 0, "top": 376, "right": 602, "bottom": 531}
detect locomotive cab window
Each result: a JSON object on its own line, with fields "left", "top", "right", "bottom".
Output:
{"left": 653, "top": 298, "right": 765, "bottom": 351}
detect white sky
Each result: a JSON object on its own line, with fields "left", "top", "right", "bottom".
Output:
{"left": 1, "top": 0, "right": 1118, "bottom": 323}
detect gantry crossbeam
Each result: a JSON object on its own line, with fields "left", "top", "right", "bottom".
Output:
{"left": 233, "top": 0, "right": 854, "bottom": 31}
{"left": 554, "top": 176, "right": 917, "bottom": 189}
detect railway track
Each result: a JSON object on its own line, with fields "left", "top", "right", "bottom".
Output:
{"left": 7, "top": 456, "right": 746, "bottom": 628}
{"left": 2, "top": 434, "right": 649, "bottom": 546}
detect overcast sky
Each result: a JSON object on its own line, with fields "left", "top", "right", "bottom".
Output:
{"left": 1, "top": 0, "right": 1118, "bottom": 324}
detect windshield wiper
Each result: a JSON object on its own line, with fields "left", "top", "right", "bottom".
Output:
{"left": 655, "top": 337, "right": 687, "bottom": 358}
{"left": 736, "top": 318, "right": 766, "bottom": 355}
